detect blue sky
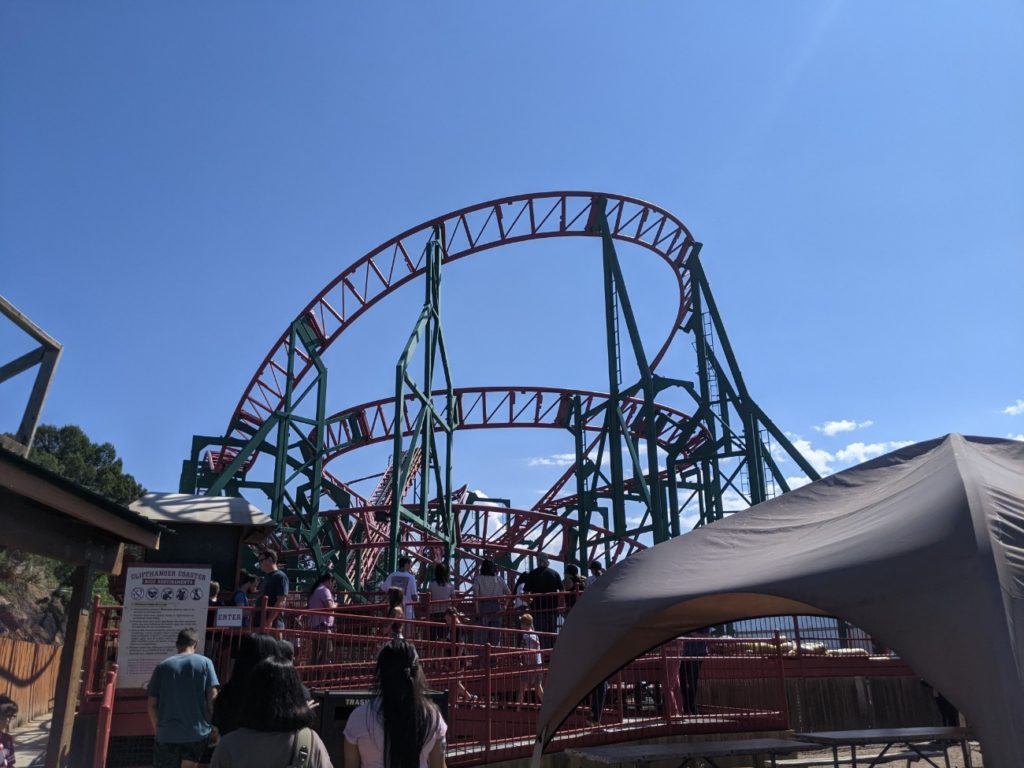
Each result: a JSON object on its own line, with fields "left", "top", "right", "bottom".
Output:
{"left": 2, "top": 1, "right": 1022, "bottom": 520}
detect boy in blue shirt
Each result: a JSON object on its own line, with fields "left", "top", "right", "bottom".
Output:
{"left": 147, "top": 628, "right": 219, "bottom": 768}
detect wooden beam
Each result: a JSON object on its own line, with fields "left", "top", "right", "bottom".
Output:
{"left": 0, "top": 294, "right": 62, "bottom": 349}
{"left": 46, "top": 563, "right": 94, "bottom": 768}
{"left": 0, "top": 345, "right": 44, "bottom": 384}
{"left": 0, "top": 490, "right": 124, "bottom": 572}
{"left": 16, "top": 346, "right": 61, "bottom": 450}
{"left": 0, "top": 462, "right": 160, "bottom": 549}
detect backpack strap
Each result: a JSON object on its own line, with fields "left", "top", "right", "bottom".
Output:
{"left": 288, "top": 727, "right": 312, "bottom": 768}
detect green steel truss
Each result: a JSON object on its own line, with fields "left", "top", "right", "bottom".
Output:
{"left": 180, "top": 195, "right": 820, "bottom": 586}
{"left": 386, "top": 225, "right": 458, "bottom": 574}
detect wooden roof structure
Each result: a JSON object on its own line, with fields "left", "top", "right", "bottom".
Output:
{"left": 0, "top": 446, "right": 163, "bottom": 768}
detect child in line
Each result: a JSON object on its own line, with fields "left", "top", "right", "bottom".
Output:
{"left": 518, "top": 613, "right": 544, "bottom": 705}
{"left": 0, "top": 696, "right": 18, "bottom": 768}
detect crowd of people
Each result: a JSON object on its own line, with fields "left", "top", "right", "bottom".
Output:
{"left": 143, "top": 549, "right": 613, "bottom": 767}
{"left": 147, "top": 627, "right": 445, "bottom": 768}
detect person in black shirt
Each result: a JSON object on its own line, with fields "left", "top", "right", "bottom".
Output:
{"left": 257, "top": 549, "right": 289, "bottom": 630}
{"left": 523, "top": 553, "right": 562, "bottom": 646}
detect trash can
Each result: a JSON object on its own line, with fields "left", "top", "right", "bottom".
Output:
{"left": 313, "top": 688, "right": 449, "bottom": 768}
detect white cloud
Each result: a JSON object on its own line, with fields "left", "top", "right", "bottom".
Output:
{"left": 1003, "top": 399, "right": 1024, "bottom": 416}
{"left": 813, "top": 419, "right": 874, "bottom": 436}
{"left": 1008, "top": 434, "right": 1024, "bottom": 442}
{"left": 526, "top": 453, "right": 576, "bottom": 467}
{"left": 678, "top": 511, "right": 701, "bottom": 531}
{"left": 834, "top": 442, "right": 889, "bottom": 464}
{"left": 720, "top": 488, "right": 752, "bottom": 512}
{"left": 785, "top": 476, "right": 814, "bottom": 490}
{"left": 791, "top": 438, "right": 835, "bottom": 474}
{"left": 834, "top": 440, "right": 915, "bottom": 465}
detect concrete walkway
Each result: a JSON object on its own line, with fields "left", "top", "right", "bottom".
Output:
{"left": 10, "top": 711, "right": 51, "bottom": 767}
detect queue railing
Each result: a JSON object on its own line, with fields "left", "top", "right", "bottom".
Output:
{"left": 80, "top": 593, "right": 911, "bottom": 766}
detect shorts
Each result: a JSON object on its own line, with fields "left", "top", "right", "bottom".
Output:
{"left": 153, "top": 737, "right": 209, "bottom": 767}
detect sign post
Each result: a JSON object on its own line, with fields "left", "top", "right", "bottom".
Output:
{"left": 116, "top": 564, "right": 212, "bottom": 689}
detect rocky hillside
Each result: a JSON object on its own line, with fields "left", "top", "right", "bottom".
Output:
{"left": 0, "top": 549, "right": 70, "bottom": 643}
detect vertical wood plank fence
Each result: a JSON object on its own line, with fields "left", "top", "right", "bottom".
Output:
{"left": 0, "top": 637, "right": 61, "bottom": 727}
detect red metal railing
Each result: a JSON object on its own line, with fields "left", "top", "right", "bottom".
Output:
{"left": 81, "top": 596, "right": 913, "bottom": 766}
{"left": 92, "top": 664, "right": 118, "bottom": 768}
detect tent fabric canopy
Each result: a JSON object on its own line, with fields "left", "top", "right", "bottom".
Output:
{"left": 535, "top": 435, "right": 1024, "bottom": 768}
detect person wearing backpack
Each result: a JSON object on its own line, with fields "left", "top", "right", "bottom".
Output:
{"left": 209, "top": 656, "right": 332, "bottom": 767}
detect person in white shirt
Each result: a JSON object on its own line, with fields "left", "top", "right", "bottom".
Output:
{"left": 380, "top": 557, "right": 419, "bottom": 619}
{"left": 471, "top": 559, "right": 510, "bottom": 645}
{"left": 516, "top": 613, "right": 544, "bottom": 705}
{"left": 343, "top": 639, "right": 447, "bottom": 768}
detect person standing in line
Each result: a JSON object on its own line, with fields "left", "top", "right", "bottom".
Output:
{"left": 231, "top": 572, "right": 258, "bottom": 607}
{"left": 210, "top": 656, "right": 333, "bottom": 767}
{"left": 563, "top": 564, "right": 586, "bottom": 614}
{"left": 343, "top": 639, "right": 447, "bottom": 768}
{"left": 0, "top": 696, "right": 18, "bottom": 768}
{"left": 379, "top": 556, "right": 419, "bottom": 619}
{"left": 386, "top": 587, "right": 406, "bottom": 639}
{"left": 257, "top": 550, "right": 289, "bottom": 631}
{"left": 512, "top": 571, "right": 529, "bottom": 615}
{"left": 471, "top": 559, "right": 510, "bottom": 646}
{"left": 147, "top": 628, "right": 219, "bottom": 768}
{"left": 427, "top": 563, "right": 455, "bottom": 642}
{"left": 586, "top": 560, "right": 605, "bottom": 587}
{"left": 307, "top": 573, "right": 337, "bottom": 665}
{"left": 211, "top": 633, "right": 283, "bottom": 738}
{"left": 516, "top": 613, "right": 544, "bottom": 706}
{"left": 679, "top": 631, "right": 710, "bottom": 717}
{"left": 522, "top": 553, "right": 562, "bottom": 646}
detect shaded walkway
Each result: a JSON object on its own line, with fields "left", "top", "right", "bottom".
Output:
{"left": 10, "top": 711, "right": 51, "bottom": 767}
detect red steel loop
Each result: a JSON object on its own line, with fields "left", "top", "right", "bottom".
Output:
{"left": 319, "top": 385, "right": 707, "bottom": 462}
{"left": 228, "top": 192, "right": 697, "bottom": 442}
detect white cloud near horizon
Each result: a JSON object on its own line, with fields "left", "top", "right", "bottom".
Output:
{"left": 1008, "top": 434, "right": 1024, "bottom": 442}
{"left": 790, "top": 438, "right": 835, "bottom": 474}
{"left": 1003, "top": 399, "right": 1024, "bottom": 416}
{"left": 813, "top": 419, "right": 874, "bottom": 436}
{"left": 526, "top": 452, "right": 576, "bottom": 467}
{"left": 792, "top": 436, "right": 915, "bottom": 476}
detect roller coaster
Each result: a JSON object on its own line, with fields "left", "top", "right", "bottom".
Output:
{"left": 180, "top": 192, "right": 819, "bottom": 591}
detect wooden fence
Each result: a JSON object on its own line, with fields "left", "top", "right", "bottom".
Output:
{"left": 0, "top": 636, "right": 61, "bottom": 727}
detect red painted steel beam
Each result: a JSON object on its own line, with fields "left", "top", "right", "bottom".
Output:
{"left": 318, "top": 385, "right": 706, "bottom": 462}
{"left": 277, "top": 502, "right": 644, "bottom": 567}
{"left": 227, "top": 192, "right": 697, "bottom": 448}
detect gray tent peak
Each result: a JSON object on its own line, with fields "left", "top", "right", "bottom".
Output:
{"left": 535, "top": 435, "right": 1024, "bottom": 767}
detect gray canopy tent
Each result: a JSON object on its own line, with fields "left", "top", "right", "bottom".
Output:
{"left": 534, "top": 435, "right": 1024, "bottom": 768}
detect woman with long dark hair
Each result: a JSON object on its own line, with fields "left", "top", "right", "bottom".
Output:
{"left": 344, "top": 639, "right": 447, "bottom": 768}
{"left": 211, "top": 633, "right": 284, "bottom": 736}
{"left": 210, "top": 656, "right": 332, "bottom": 766}
{"left": 386, "top": 586, "right": 405, "bottom": 639}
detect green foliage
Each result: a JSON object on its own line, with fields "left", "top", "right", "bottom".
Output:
{"left": 29, "top": 424, "right": 144, "bottom": 505}
{"left": 27, "top": 424, "right": 146, "bottom": 606}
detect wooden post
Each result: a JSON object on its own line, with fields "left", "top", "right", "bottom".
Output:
{"left": 46, "top": 563, "right": 95, "bottom": 768}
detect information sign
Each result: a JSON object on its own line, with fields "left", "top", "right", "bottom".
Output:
{"left": 116, "top": 565, "right": 212, "bottom": 688}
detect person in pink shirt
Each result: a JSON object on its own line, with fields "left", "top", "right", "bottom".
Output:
{"left": 307, "top": 573, "right": 337, "bottom": 665}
